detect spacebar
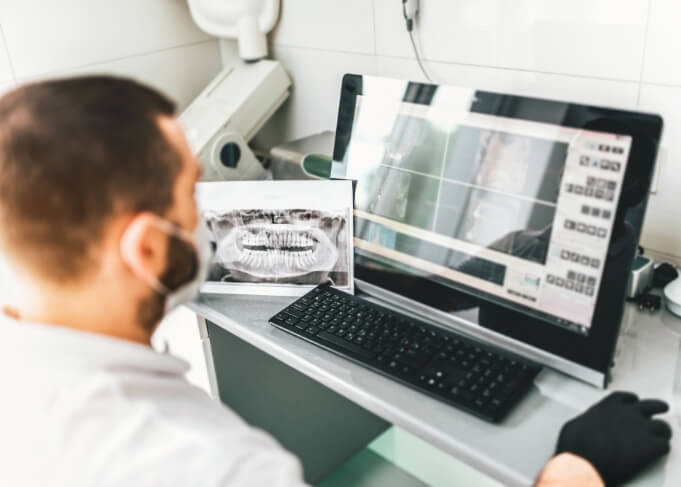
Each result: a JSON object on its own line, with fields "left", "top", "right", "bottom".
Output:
{"left": 317, "top": 331, "right": 375, "bottom": 360}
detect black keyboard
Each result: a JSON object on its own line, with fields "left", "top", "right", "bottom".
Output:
{"left": 269, "top": 284, "right": 541, "bottom": 423}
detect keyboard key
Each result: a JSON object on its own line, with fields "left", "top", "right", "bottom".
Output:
{"left": 397, "top": 349, "right": 430, "bottom": 369}
{"left": 397, "top": 365, "right": 415, "bottom": 378}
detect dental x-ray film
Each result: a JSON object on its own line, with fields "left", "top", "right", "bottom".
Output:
{"left": 197, "top": 180, "right": 354, "bottom": 296}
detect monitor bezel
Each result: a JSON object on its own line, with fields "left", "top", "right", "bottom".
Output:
{"left": 333, "top": 73, "right": 663, "bottom": 385}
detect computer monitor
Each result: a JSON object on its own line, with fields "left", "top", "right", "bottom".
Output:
{"left": 332, "top": 74, "right": 662, "bottom": 387}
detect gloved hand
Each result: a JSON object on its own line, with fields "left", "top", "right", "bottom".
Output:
{"left": 556, "top": 391, "right": 672, "bottom": 486}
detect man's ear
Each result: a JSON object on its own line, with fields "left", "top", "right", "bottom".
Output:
{"left": 120, "top": 213, "right": 168, "bottom": 284}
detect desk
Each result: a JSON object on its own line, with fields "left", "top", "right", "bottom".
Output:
{"left": 190, "top": 293, "right": 681, "bottom": 486}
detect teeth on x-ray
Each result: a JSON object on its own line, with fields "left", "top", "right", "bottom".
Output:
{"left": 231, "top": 224, "right": 336, "bottom": 278}
{"left": 208, "top": 212, "right": 344, "bottom": 280}
{"left": 241, "top": 230, "right": 315, "bottom": 251}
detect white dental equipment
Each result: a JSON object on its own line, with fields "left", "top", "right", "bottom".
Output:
{"left": 181, "top": 0, "right": 291, "bottom": 181}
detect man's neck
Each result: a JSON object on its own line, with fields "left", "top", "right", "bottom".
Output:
{"left": 5, "top": 279, "right": 153, "bottom": 345}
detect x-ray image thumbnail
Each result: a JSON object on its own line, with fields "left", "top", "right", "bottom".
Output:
{"left": 204, "top": 208, "right": 350, "bottom": 287}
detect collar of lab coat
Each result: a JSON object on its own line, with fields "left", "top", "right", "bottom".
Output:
{"left": 0, "top": 313, "right": 190, "bottom": 376}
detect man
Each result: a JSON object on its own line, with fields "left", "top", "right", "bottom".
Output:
{"left": 0, "top": 77, "right": 671, "bottom": 486}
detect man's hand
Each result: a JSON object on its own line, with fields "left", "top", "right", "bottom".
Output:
{"left": 555, "top": 391, "right": 672, "bottom": 486}
{"left": 535, "top": 453, "right": 605, "bottom": 487}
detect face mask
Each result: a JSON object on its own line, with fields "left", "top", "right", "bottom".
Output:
{"left": 122, "top": 217, "right": 213, "bottom": 314}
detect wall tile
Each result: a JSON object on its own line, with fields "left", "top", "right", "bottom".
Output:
{"left": 0, "top": 0, "right": 212, "bottom": 79}
{"left": 374, "top": 0, "right": 648, "bottom": 81}
{"left": 253, "top": 45, "right": 379, "bottom": 150}
{"left": 0, "top": 26, "right": 13, "bottom": 83}
{"left": 377, "top": 56, "right": 640, "bottom": 110}
{"left": 270, "top": 0, "right": 375, "bottom": 54}
{"left": 638, "top": 83, "right": 681, "bottom": 260}
{"left": 642, "top": 0, "right": 681, "bottom": 85}
{"left": 640, "top": 204, "right": 681, "bottom": 261}
{"left": 57, "top": 41, "right": 221, "bottom": 111}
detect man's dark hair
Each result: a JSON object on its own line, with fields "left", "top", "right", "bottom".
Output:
{"left": 0, "top": 76, "right": 181, "bottom": 282}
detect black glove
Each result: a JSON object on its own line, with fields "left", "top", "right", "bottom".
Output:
{"left": 556, "top": 391, "right": 672, "bottom": 486}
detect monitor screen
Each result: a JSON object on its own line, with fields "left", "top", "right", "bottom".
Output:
{"left": 332, "top": 74, "right": 662, "bottom": 383}
{"left": 340, "top": 92, "right": 631, "bottom": 335}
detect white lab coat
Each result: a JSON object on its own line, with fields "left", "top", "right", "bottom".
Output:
{"left": 0, "top": 314, "right": 308, "bottom": 487}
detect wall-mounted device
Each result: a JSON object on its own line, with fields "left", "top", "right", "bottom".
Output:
{"left": 180, "top": 60, "right": 290, "bottom": 180}
{"left": 188, "top": 0, "right": 279, "bottom": 61}
{"left": 400, "top": 0, "right": 432, "bottom": 83}
{"left": 182, "top": 0, "right": 291, "bottom": 181}
{"left": 401, "top": 0, "right": 419, "bottom": 31}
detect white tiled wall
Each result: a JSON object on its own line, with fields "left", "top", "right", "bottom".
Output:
{"left": 253, "top": 0, "right": 681, "bottom": 263}
{"left": 0, "top": 0, "right": 221, "bottom": 109}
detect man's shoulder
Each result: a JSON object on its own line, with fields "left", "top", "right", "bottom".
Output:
{"left": 68, "top": 370, "right": 306, "bottom": 487}
{"left": 76, "top": 365, "right": 247, "bottom": 434}
{"left": 3, "top": 369, "right": 258, "bottom": 487}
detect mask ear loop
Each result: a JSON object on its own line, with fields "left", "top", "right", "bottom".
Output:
{"left": 151, "top": 216, "right": 196, "bottom": 244}
{"left": 120, "top": 216, "right": 170, "bottom": 295}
